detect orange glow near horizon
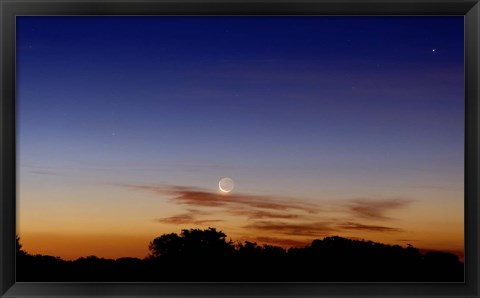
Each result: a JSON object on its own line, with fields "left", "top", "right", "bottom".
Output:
{"left": 17, "top": 182, "right": 464, "bottom": 261}
{"left": 18, "top": 225, "right": 464, "bottom": 261}
{"left": 16, "top": 120, "right": 464, "bottom": 261}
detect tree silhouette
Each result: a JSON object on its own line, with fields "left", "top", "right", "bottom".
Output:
{"left": 148, "top": 232, "right": 183, "bottom": 258}
{"left": 16, "top": 235, "right": 28, "bottom": 259}
{"left": 16, "top": 228, "right": 464, "bottom": 282}
{"left": 149, "top": 228, "right": 234, "bottom": 259}
{"left": 16, "top": 235, "right": 22, "bottom": 251}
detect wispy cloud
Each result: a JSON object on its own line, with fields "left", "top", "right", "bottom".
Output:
{"left": 156, "top": 213, "right": 223, "bottom": 225}
{"left": 122, "top": 183, "right": 319, "bottom": 214}
{"left": 245, "top": 221, "right": 334, "bottom": 237}
{"left": 229, "top": 209, "right": 301, "bottom": 220}
{"left": 19, "top": 164, "right": 64, "bottom": 176}
{"left": 76, "top": 161, "right": 234, "bottom": 173}
{"left": 344, "top": 198, "right": 412, "bottom": 220}
{"left": 409, "top": 184, "right": 463, "bottom": 191}
{"left": 29, "top": 170, "right": 61, "bottom": 176}
{"left": 122, "top": 183, "right": 410, "bottom": 242}
{"left": 337, "top": 222, "right": 404, "bottom": 233}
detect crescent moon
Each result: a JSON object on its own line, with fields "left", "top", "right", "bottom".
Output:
{"left": 219, "top": 177, "right": 234, "bottom": 193}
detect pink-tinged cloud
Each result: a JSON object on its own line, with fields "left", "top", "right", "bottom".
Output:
{"left": 345, "top": 198, "right": 412, "bottom": 220}
{"left": 337, "top": 222, "right": 405, "bottom": 233}
{"left": 122, "top": 183, "right": 319, "bottom": 214}
{"left": 122, "top": 183, "right": 408, "bottom": 238}
{"left": 244, "top": 221, "right": 334, "bottom": 237}
{"left": 227, "top": 209, "right": 301, "bottom": 219}
{"left": 156, "top": 213, "right": 224, "bottom": 225}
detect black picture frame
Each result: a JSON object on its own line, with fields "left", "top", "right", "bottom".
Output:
{"left": 1, "top": 0, "right": 479, "bottom": 297}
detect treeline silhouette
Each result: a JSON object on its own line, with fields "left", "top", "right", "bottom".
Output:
{"left": 17, "top": 228, "right": 463, "bottom": 282}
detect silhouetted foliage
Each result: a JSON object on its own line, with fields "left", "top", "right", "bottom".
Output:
{"left": 148, "top": 228, "right": 234, "bottom": 259}
{"left": 16, "top": 235, "right": 22, "bottom": 251}
{"left": 148, "top": 232, "right": 183, "bottom": 258}
{"left": 16, "top": 229, "right": 463, "bottom": 282}
{"left": 16, "top": 235, "right": 28, "bottom": 259}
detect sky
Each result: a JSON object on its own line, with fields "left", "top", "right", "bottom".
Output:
{"left": 16, "top": 16, "right": 464, "bottom": 260}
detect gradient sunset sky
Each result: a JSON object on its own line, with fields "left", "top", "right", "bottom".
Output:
{"left": 16, "top": 16, "right": 464, "bottom": 260}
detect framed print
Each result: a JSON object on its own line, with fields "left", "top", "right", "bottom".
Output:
{"left": 1, "top": 0, "right": 479, "bottom": 297}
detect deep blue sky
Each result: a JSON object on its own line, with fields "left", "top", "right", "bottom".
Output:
{"left": 16, "top": 17, "right": 465, "bottom": 259}
{"left": 17, "top": 16, "right": 464, "bottom": 193}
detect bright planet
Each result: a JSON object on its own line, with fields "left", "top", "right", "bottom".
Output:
{"left": 218, "top": 177, "right": 234, "bottom": 193}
